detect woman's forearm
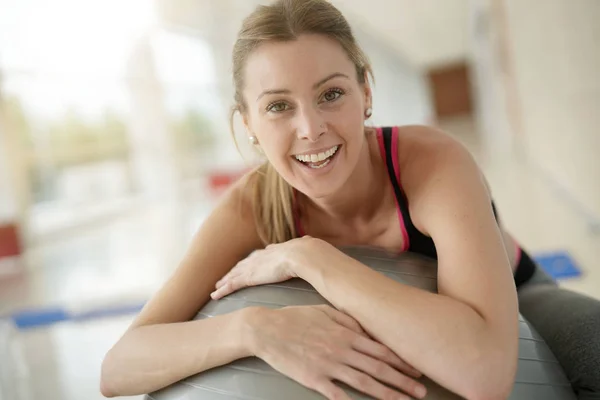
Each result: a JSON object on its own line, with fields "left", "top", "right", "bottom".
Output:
{"left": 295, "top": 241, "right": 514, "bottom": 399}
{"left": 100, "top": 307, "right": 259, "bottom": 397}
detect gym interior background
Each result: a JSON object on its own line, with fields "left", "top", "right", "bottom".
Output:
{"left": 0, "top": 0, "right": 598, "bottom": 399}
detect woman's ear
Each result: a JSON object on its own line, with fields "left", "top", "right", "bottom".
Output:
{"left": 362, "top": 73, "right": 373, "bottom": 109}
{"left": 241, "top": 112, "right": 260, "bottom": 145}
{"left": 241, "top": 111, "right": 252, "bottom": 139}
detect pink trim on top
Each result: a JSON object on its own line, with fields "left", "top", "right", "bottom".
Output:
{"left": 514, "top": 239, "right": 522, "bottom": 265}
{"left": 376, "top": 127, "right": 410, "bottom": 252}
{"left": 390, "top": 127, "right": 410, "bottom": 251}
{"left": 391, "top": 127, "right": 402, "bottom": 189}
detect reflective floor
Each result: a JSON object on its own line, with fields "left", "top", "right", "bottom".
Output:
{"left": 1, "top": 117, "right": 599, "bottom": 400}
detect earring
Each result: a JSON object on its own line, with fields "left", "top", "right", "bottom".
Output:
{"left": 365, "top": 107, "right": 373, "bottom": 119}
{"left": 248, "top": 135, "right": 259, "bottom": 145}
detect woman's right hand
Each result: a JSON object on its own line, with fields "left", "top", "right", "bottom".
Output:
{"left": 247, "top": 305, "right": 427, "bottom": 400}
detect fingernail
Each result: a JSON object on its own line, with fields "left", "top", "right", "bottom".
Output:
{"left": 416, "top": 386, "right": 427, "bottom": 398}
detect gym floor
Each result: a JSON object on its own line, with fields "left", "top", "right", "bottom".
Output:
{"left": 1, "top": 117, "right": 599, "bottom": 400}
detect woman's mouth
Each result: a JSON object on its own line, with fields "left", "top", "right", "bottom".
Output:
{"left": 293, "top": 145, "right": 340, "bottom": 169}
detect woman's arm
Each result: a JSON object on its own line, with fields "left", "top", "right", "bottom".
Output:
{"left": 100, "top": 174, "right": 265, "bottom": 397}
{"left": 293, "top": 133, "right": 519, "bottom": 400}
{"left": 102, "top": 168, "right": 429, "bottom": 400}
{"left": 101, "top": 307, "right": 261, "bottom": 396}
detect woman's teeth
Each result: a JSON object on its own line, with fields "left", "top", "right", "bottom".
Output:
{"left": 307, "top": 158, "right": 331, "bottom": 169}
{"left": 294, "top": 145, "right": 339, "bottom": 164}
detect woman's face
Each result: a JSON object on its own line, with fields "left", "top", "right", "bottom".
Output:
{"left": 241, "top": 33, "right": 371, "bottom": 198}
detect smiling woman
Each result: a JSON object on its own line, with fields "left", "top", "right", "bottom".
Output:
{"left": 100, "top": 0, "right": 600, "bottom": 399}
{"left": 232, "top": 30, "right": 379, "bottom": 243}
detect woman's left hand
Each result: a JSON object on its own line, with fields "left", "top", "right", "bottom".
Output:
{"left": 210, "top": 237, "right": 312, "bottom": 300}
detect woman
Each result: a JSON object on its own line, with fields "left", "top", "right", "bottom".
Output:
{"left": 100, "top": 1, "right": 599, "bottom": 399}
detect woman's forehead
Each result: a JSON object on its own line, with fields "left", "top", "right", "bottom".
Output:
{"left": 243, "top": 35, "right": 356, "bottom": 93}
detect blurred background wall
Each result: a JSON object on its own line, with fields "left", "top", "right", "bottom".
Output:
{"left": 502, "top": 0, "right": 600, "bottom": 218}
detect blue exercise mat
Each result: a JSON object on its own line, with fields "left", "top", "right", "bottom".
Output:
{"left": 534, "top": 251, "right": 583, "bottom": 280}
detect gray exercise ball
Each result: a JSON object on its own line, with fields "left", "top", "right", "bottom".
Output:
{"left": 146, "top": 247, "right": 575, "bottom": 400}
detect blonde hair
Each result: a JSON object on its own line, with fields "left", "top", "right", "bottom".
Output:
{"left": 229, "top": 0, "right": 374, "bottom": 245}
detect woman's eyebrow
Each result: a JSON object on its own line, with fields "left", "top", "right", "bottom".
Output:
{"left": 256, "top": 72, "right": 350, "bottom": 101}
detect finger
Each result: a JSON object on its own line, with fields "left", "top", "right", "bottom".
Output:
{"left": 317, "top": 306, "right": 366, "bottom": 336}
{"left": 332, "top": 366, "right": 412, "bottom": 400}
{"left": 341, "top": 351, "right": 427, "bottom": 399}
{"left": 312, "top": 379, "right": 352, "bottom": 400}
{"left": 352, "top": 336, "right": 422, "bottom": 378}
{"left": 210, "top": 278, "right": 246, "bottom": 299}
{"left": 215, "top": 264, "right": 244, "bottom": 288}
{"left": 215, "top": 276, "right": 228, "bottom": 289}
{"left": 215, "top": 272, "right": 237, "bottom": 289}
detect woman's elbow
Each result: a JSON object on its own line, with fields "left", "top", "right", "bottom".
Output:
{"left": 466, "top": 348, "right": 518, "bottom": 400}
{"left": 100, "top": 379, "right": 116, "bottom": 398}
{"left": 468, "top": 382, "right": 514, "bottom": 400}
{"left": 467, "top": 379, "right": 514, "bottom": 400}
{"left": 100, "top": 344, "right": 138, "bottom": 398}
{"left": 100, "top": 351, "right": 120, "bottom": 397}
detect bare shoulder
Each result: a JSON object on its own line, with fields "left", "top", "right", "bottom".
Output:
{"left": 396, "top": 124, "right": 480, "bottom": 187}
{"left": 395, "top": 125, "right": 488, "bottom": 230}
{"left": 397, "top": 124, "right": 471, "bottom": 155}
{"left": 127, "top": 167, "right": 264, "bottom": 330}
{"left": 396, "top": 125, "right": 519, "bottom": 262}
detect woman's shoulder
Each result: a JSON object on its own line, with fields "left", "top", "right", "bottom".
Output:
{"left": 392, "top": 124, "right": 483, "bottom": 195}
{"left": 396, "top": 124, "right": 464, "bottom": 152}
{"left": 390, "top": 125, "right": 493, "bottom": 236}
{"left": 394, "top": 124, "right": 474, "bottom": 170}
{"left": 208, "top": 164, "right": 262, "bottom": 226}
{"left": 372, "top": 124, "right": 461, "bottom": 163}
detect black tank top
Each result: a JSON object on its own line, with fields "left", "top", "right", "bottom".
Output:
{"left": 377, "top": 126, "right": 504, "bottom": 260}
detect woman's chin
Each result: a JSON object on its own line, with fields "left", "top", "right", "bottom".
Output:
{"left": 295, "top": 174, "right": 346, "bottom": 200}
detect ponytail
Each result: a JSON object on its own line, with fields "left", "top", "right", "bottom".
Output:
{"left": 229, "top": 108, "right": 298, "bottom": 246}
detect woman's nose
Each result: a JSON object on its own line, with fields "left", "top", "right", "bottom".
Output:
{"left": 295, "top": 107, "right": 326, "bottom": 142}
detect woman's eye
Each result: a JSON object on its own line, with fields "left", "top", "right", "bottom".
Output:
{"left": 322, "top": 89, "right": 344, "bottom": 102}
{"left": 267, "top": 102, "right": 288, "bottom": 113}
